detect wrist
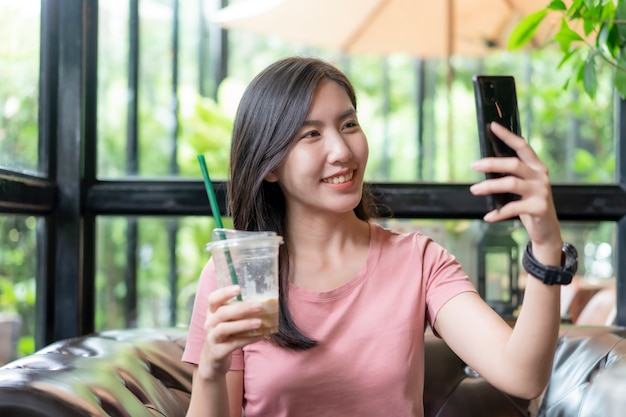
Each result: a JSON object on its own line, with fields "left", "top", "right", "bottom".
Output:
{"left": 529, "top": 241, "right": 563, "bottom": 267}
{"left": 197, "top": 364, "right": 229, "bottom": 382}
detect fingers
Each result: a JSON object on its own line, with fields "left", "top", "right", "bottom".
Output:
{"left": 199, "top": 286, "right": 266, "bottom": 376}
{"left": 205, "top": 285, "right": 266, "bottom": 347}
{"left": 472, "top": 123, "right": 548, "bottom": 181}
{"left": 207, "top": 301, "right": 264, "bottom": 343}
{"left": 488, "top": 122, "right": 547, "bottom": 173}
{"left": 471, "top": 123, "right": 555, "bottom": 223}
{"left": 471, "top": 122, "right": 563, "bottom": 245}
{"left": 208, "top": 285, "right": 241, "bottom": 312}
{"left": 471, "top": 155, "right": 530, "bottom": 180}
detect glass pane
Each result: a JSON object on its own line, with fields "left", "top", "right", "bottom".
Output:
{"left": 0, "top": 1, "right": 41, "bottom": 175}
{"left": 379, "top": 218, "right": 615, "bottom": 321}
{"left": 95, "top": 215, "right": 233, "bottom": 330}
{"left": 223, "top": 32, "right": 615, "bottom": 184}
{"left": 97, "top": 1, "right": 129, "bottom": 178}
{"left": 99, "top": 0, "right": 232, "bottom": 180}
{"left": 136, "top": 0, "right": 175, "bottom": 177}
{"left": 485, "top": 251, "right": 513, "bottom": 303}
{"left": 98, "top": 0, "right": 178, "bottom": 179}
{"left": 382, "top": 218, "right": 615, "bottom": 281}
{"left": 99, "top": 3, "right": 616, "bottom": 184}
{"left": 0, "top": 215, "right": 37, "bottom": 364}
{"left": 95, "top": 216, "right": 615, "bottom": 329}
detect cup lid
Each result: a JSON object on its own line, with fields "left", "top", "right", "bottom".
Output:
{"left": 205, "top": 234, "right": 283, "bottom": 252}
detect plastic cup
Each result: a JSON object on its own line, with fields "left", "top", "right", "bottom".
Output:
{"left": 206, "top": 229, "right": 283, "bottom": 338}
{"left": 211, "top": 228, "right": 277, "bottom": 241}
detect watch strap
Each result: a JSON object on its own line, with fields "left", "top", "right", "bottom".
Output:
{"left": 522, "top": 241, "right": 578, "bottom": 285}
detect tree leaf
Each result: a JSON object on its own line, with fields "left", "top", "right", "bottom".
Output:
{"left": 614, "top": 52, "right": 626, "bottom": 98}
{"left": 557, "top": 47, "right": 579, "bottom": 69}
{"left": 554, "top": 18, "right": 585, "bottom": 52}
{"left": 568, "top": 0, "right": 586, "bottom": 19}
{"left": 583, "top": 14, "right": 598, "bottom": 36}
{"left": 616, "top": 0, "right": 626, "bottom": 39}
{"left": 548, "top": 0, "right": 567, "bottom": 11}
{"left": 582, "top": 55, "right": 598, "bottom": 97}
{"left": 508, "top": 9, "right": 548, "bottom": 50}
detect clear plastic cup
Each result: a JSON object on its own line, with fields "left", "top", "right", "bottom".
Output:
{"left": 206, "top": 229, "right": 283, "bottom": 337}
{"left": 211, "top": 228, "right": 276, "bottom": 241}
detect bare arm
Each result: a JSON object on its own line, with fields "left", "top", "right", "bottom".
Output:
{"left": 434, "top": 285, "right": 559, "bottom": 399}
{"left": 186, "top": 368, "right": 244, "bottom": 417}
{"left": 435, "top": 122, "right": 564, "bottom": 399}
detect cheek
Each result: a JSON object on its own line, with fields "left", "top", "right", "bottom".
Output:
{"left": 275, "top": 151, "right": 314, "bottom": 185}
{"left": 286, "top": 147, "right": 320, "bottom": 172}
{"left": 356, "top": 136, "right": 369, "bottom": 165}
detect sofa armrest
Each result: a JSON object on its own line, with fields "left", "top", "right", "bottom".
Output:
{"left": 0, "top": 327, "right": 193, "bottom": 417}
{"left": 423, "top": 332, "right": 530, "bottom": 417}
{"left": 537, "top": 325, "right": 626, "bottom": 417}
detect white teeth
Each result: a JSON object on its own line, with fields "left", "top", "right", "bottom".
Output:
{"left": 323, "top": 171, "right": 354, "bottom": 184}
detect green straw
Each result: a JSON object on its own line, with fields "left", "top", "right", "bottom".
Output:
{"left": 197, "top": 154, "right": 242, "bottom": 301}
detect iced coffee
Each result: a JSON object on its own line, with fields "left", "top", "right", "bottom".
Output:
{"left": 206, "top": 229, "right": 282, "bottom": 337}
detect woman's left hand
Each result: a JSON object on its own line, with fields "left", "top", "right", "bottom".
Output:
{"left": 469, "top": 122, "right": 561, "bottom": 250}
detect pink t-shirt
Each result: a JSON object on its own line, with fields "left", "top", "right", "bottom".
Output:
{"left": 182, "top": 222, "right": 476, "bottom": 416}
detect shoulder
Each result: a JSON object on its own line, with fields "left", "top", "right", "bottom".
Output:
{"left": 372, "top": 221, "right": 462, "bottom": 272}
{"left": 372, "top": 221, "right": 444, "bottom": 253}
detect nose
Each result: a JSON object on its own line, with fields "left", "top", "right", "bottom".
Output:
{"left": 326, "top": 130, "right": 353, "bottom": 163}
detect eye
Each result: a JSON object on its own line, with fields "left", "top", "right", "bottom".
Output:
{"left": 343, "top": 120, "right": 360, "bottom": 130}
{"left": 300, "top": 129, "right": 321, "bottom": 140}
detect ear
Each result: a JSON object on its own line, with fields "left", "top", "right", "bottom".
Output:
{"left": 265, "top": 171, "right": 278, "bottom": 182}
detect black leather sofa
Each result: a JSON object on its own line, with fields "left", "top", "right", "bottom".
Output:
{"left": 0, "top": 325, "right": 625, "bottom": 416}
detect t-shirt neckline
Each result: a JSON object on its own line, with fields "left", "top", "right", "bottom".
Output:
{"left": 288, "top": 222, "right": 382, "bottom": 302}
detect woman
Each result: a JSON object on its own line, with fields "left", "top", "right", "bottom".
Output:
{"left": 182, "top": 56, "right": 573, "bottom": 416}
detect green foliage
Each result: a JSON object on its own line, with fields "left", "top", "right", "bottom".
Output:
{"left": 509, "top": 9, "right": 550, "bottom": 48}
{"left": 0, "top": 1, "right": 40, "bottom": 174}
{"left": 0, "top": 215, "right": 37, "bottom": 358}
{"left": 178, "top": 88, "right": 236, "bottom": 179}
{"left": 510, "top": 0, "right": 626, "bottom": 98}
{"left": 574, "top": 148, "right": 616, "bottom": 182}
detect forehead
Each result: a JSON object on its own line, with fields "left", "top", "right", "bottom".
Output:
{"left": 308, "top": 79, "right": 354, "bottom": 112}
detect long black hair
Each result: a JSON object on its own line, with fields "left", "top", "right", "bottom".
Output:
{"left": 227, "top": 57, "right": 378, "bottom": 350}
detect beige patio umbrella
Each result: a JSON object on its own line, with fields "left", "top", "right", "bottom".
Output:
{"left": 210, "top": 0, "right": 560, "bottom": 58}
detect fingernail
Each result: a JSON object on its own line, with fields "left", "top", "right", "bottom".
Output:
{"left": 251, "top": 319, "right": 262, "bottom": 328}
{"left": 471, "top": 160, "right": 484, "bottom": 169}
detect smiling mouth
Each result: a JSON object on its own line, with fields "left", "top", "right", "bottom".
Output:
{"left": 322, "top": 170, "right": 355, "bottom": 184}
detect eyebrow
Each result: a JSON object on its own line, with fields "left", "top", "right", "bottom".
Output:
{"left": 301, "top": 108, "right": 356, "bottom": 127}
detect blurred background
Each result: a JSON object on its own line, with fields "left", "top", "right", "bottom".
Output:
{"left": 0, "top": 0, "right": 621, "bottom": 364}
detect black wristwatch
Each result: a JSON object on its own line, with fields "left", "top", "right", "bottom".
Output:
{"left": 522, "top": 241, "right": 578, "bottom": 285}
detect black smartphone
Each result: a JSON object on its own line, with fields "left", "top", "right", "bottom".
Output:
{"left": 472, "top": 75, "right": 521, "bottom": 211}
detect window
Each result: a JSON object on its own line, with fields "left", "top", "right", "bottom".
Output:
{"left": 0, "top": 1, "right": 624, "bottom": 360}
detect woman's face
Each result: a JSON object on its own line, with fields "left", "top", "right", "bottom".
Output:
{"left": 267, "top": 78, "right": 369, "bottom": 218}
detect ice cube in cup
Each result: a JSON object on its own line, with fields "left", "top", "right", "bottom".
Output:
{"left": 206, "top": 230, "right": 282, "bottom": 337}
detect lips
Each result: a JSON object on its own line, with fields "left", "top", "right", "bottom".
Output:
{"left": 322, "top": 170, "right": 355, "bottom": 184}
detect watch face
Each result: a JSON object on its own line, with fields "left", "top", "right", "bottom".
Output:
{"left": 562, "top": 242, "right": 578, "bottom": 274}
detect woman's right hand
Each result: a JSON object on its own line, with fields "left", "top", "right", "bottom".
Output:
{"left": 197, "top": 285, "right": 265, "bottom": 379}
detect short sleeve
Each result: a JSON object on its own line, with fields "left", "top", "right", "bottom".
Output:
{"left": 422, "top": 238, "right": 477, "bottom": 329}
